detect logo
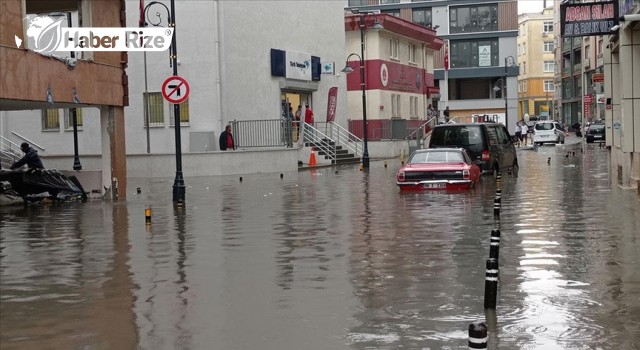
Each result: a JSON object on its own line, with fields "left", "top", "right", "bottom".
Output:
{"left": 380, "top": 63, "right": 389, "bottom": 87}
{"left": 19, "top": 14, "right": 174, "bottom": 53}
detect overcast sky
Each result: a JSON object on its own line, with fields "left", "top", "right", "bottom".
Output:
{"left": 518, "top": 0, "right": 548, "bottom": 14}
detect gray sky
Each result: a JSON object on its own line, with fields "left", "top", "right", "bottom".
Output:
{"left": 518, "top": 0, "right": 547, "bottom": 14}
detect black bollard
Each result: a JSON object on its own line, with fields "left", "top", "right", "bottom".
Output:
{"left": 484, "top": 258, "right": 499, "bottom": 309}
{"left": 547, "top": 157, "right": 551, "bottom": 164}
{"left": 280, "top": 173, "right": 283, "bottom": 179}
{"left": 239, "top": 176, "right": 243, "bottom": 182}
{"left": 489, "top": 229, "right": 501, "bottom": 263}
{"left": 493, "top": 198, "right": 500, "bottom": 217}
{"left": 468, "top": 322, "right": 488, "bottom": 349}
{"left": 572, "top": 151, "right": 575, "bottom": 156}
{"left": 136, "top": 187, "right": 141, "bottom": 194}
{"left": 495, "top": 189, "right": 502, "bottom": 204}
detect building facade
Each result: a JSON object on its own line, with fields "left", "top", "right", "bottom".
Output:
{"left": 1, "top": 1, "right": 348, "bottom": 175}
{"left": 343, "top": 14, "right": 442, "bottom": 125}
{"left": 0, "top": 0, "right": 128, "bottom": 198}
{"left": 346, "top": 0, "right": 519, "bottom": 134}
{"left": 603, "top": 0, "right": 640, "bottom": 188}
{"left": 517, "top": 8, "right": 556, "bottom": 120}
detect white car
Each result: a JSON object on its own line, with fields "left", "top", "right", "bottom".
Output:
{"left": 533, "top": 121, "right": 565, "bottom": 145}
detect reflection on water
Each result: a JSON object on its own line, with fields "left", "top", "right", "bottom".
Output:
{"left": 1, "top": 141, "right": 639, "bottom": 349}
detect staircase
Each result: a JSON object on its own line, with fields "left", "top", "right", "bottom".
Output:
{"left": 305, "top": 139, "right": 360, "bottom": 165}
{"left": 302, "top": 123, "right": 362, "bottom": 165}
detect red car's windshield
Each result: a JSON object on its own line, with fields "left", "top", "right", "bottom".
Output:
{"left": 410, "top": 151, "right": 465, "bottom": 164}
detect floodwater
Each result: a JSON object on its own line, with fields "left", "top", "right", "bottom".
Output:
{"left": 1, "top": 138, "right": 639, "bottom": 350}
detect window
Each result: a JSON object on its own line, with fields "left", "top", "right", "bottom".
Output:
{"left": 412, "top": 7, "right": 432, "bottom": 28}
{"left": 42, "top": 109, "right": 60, "bottom": 130}
{"left": 408, "top": 43, "right": 417, "bottom": 64}
{"left": 544, "top": 80, "right": 555, "bottom": 92}
{"left": 522, "top": 80, "right": 528, "bottom": 92}
{"left": 523, "top": 61, "right": 526, "bottom": 74}
{"left": 382, "top": 9, "right": 400, "bottom": 17}
{"left": 450, "top": 4, "right": 498, "bottom": 34}
{"left": 543, "top": 41, "right": 554, "bottom": 52}
{"left": 380, "top": 0, "right": 399, "bottom": 3}
{"left": 169, "top": 98, "right": 190, "bottom": 126}
{"left": 585, "top": 45, "right": 590, "bottom": 59}
{"left": 390, "top": 38, "right": 399, "bottom": 59}
{"left": 410, "top": 96, "right": 418, "bottom": 118}
{"left": 449, "top": 39, "right": 499, "bottom": 68}
{"left": 64, "top": 108, "right": 84, "bottom": 129}
{"left": 543, "top": 21, "right": 553, "bottom": 32}
{"left": 544, "top": 61, "right": 554, "bottom": 72}
{"left": 348, "top": 0, "right": 368, "bottom": 6}
{"left": 145, "top": 92, "right": 165, "bottom": 126}
{"left": 391, "top": 94, "right": 401, "bottom": 117}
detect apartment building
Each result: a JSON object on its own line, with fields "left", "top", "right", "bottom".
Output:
{"left": 603, "top": 0, "right": 640, "bottom": 188}
{"left": 0, "top": 0, "right": 128, "bottom": 198}
{"left": 346, "top": 0, "right": 520, "bottom": 134}
{"left": 343, "top": 14, "right": 443, "bottom": 124}
{"left": 517, "top": 8, "right": 556, "bottom": 120}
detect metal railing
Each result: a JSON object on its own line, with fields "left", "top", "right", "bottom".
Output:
{"left": 407, "top": 116, "right": 438, "bottom": 139}
{"left": 0, "top": 136, "right": 22, "bottom": 169}
{"left": 230, "top": 119, "right": 294, "bottom": 148}
{"left": 314, "top": 122, "right": 362, "bottom": 158}
{"left": 301, "top": 123, "right": 339, "bottom": 162}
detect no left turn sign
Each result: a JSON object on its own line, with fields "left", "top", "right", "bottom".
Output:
{"left": 161, "top": 75, "right": 190, "bottom": 104}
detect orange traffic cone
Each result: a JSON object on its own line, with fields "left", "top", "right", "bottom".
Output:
{"left": 309, "top": 146, "right": 317, "bottom": 166}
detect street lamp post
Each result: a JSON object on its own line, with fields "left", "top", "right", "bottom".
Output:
{"left": 504, "top": 56, "right": 515, "bottom": 131}
{"left": 341, "top": 11, "right": 382, "bottom": 169}
{"left": 144, "top": 0, "right": 185, "bottom": 204}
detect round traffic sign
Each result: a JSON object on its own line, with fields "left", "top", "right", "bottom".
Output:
{"left": 161, "top": 75, "right": 190, "bottom": 104}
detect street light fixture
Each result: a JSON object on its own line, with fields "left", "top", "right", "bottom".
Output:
{"left": 503, "top": 56, "right": 516, "bottom": 132}
{"left": 341, "top": 11, "right": 383, "bottom": 169}
{"left": 144, "top": 0, "right": 186, "bottom": 204}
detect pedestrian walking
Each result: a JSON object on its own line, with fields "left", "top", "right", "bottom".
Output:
{"left": 515, "top": 122, "right": 522, "bottom": 147}
{"left": 521, "top": 122, "right": 528, "bottom": 146}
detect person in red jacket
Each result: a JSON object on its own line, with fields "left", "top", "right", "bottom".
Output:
{"left": 219, "top": 125, "right": 235, "bottom": 150}
{"left": 304, "top": 104, "right": 314, "bottom": 125}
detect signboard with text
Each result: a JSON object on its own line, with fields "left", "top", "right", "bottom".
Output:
{"left": 560, "top": 0, "right": 619, "bottom": 37}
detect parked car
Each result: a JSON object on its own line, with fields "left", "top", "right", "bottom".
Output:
{"left": 428, "top": 123, "right": 518, "bottom": 176}
{"left": 532, "top": 120, "right": 565, "bottom": 145}
{"left": 396, "top": 148, "right": 481, "bottom": 191}
{"left": 586, "top": 123, "right": 606, "bottom": 143}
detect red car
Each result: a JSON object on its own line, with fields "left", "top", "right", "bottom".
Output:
{"left": 396, "top": 148, "right": 482, "bottom": 191}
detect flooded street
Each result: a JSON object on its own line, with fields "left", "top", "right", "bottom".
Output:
{"left": 1, "top": 138, "right": 639, "bottom": 349}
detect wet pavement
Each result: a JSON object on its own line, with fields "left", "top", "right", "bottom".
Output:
{"left": 1, "top": 136, "right": 639, "bottom": 350}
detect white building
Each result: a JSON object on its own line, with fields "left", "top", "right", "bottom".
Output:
{"left": 1, "top": 1, "right": 348, "bottom": 169}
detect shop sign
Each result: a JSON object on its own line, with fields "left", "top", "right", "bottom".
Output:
{"left": 561, "top": 1, "right": 619, "bottom": 37}
{"left": 592, "top": 73, "right": 605, "bottom": 83}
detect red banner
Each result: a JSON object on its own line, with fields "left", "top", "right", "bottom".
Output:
{"left": 326, "top": 87, "right": 338, "bottom": 123}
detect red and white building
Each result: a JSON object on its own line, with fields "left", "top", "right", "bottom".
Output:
{"left": 344, "top": 14, "right": 443, "bottom": 124}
